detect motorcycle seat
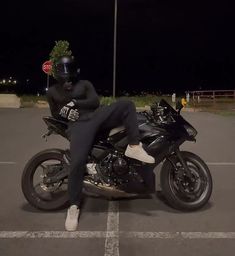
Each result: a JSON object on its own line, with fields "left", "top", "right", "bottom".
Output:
{"left": 43, "top": 112, "right": 148, "bottom": 140}
{"left": 109, "top": 126, "right": 125, "bottom": 136}
{"left": 107, "top": 112, "right": 146, "bottom": 137}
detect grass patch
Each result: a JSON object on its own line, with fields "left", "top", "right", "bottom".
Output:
{"left": 189, "top": 100, "right": 235, "bottom": 116}
{"left": 19, "top": 94, "right": 235, "bottom": 116}
{"left": 20, "top": 95, "right": 47, "bottom": 103}
{"left": 20, "top": 95, "right": 47, "bottom": 108}
{"left": 100, "top": 96, "right": 116, "bottom": 106}
{"left": 100, "top": 95, "right": 173, "bottom": 107}
{"left": 20, "top": 94, "right": 172, "bottom": 108}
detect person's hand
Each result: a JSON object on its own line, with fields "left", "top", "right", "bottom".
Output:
{"left": 59, "top": 101, "right": 79, "bottom": 121}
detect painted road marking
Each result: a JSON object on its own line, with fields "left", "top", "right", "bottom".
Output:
{"left": 1, "top": 231, "right": 235, "bottom": 239}
{"left": 121, "top": 232, "right": 235, "bottom": 239}
{"left": 207, "top": 162, "right": 235, "bottom": 166}
{"left": 0, "top": 161, "right": 235, "bottom": 166}
{"left": 104, "top": 201, "right": 119, "bottom": 256}
{"left": 0, "top": 162, "right": 16, "bottom": 165}
{"left": 0, "top": 231, "right": 107, "bottom": 238}
{"left": 1, "top": 162, "right": 235, "bottom": 166}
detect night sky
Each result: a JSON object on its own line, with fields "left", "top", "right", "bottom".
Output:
{"left": 0, "top": 0, "right": 234, "bottom": 95}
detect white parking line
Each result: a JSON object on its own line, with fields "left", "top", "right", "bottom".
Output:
{"left": 1, "top": 231, "right": 235, "bottom": 239}
{"left": 1, "top": 162, "right": 235, "bottom": 166}
{"left": 104, "top": 201, "right": 119, "bottom": 256}
{"left": 207, "top": 162, "right": 235, "bottom": 166}
{"left": 121, "top": 232, "right": 235, "bottom": 239}
{"left": 0, "top": 162, "right": 16, "bottom": 165}
{"left": 0, "top": 231, "right": 107, "bottom": 238}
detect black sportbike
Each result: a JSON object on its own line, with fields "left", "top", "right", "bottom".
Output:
{"left": 21, "top": 99, "right": 212, "bottom": 211}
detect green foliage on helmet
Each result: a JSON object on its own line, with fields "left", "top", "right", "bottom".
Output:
{"left": 49, "top": 40, "right": 73, "bottom": 78}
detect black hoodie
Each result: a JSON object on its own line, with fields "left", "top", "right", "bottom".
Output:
{"left": 47, "top": 80, "right": 100, "bottom": 121}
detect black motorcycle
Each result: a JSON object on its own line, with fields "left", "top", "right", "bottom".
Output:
{"left": 21, "top": 99, "right": 212, "bottom": 211}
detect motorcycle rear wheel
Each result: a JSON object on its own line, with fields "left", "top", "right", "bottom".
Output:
{"left": 21, "top": 149, "right": 69, "bottom": 211}
{"left": 160, "top": 151, "right": 213, "bottom": 211}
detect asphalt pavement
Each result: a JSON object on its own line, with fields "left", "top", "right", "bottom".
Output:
{"left": 0, "top": 108, "right": 235, "bottom": 256}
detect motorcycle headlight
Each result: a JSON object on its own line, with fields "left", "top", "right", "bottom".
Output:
{"left": 184, "top": 125, "right": 197, "bottom": 137}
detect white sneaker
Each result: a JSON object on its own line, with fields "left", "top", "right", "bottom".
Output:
{"left": 125, "top": 142, "right": 155, "bottom": 164}
{"left": 65, "top": 205, "right": 80, "bottom": 231}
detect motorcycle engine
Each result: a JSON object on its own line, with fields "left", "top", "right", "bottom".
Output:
{"left": 112, "top": 157, "right": 129, "bottom": 176}
{"left": 97, "top": 152, "right": 131, "bottom": 186}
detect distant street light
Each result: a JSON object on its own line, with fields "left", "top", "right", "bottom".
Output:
{"left": 113, "top": 0, "right": 118, "bottom": 98}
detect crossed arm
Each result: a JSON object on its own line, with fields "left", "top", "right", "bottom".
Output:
{"left": 47, "top": 81, "right": 100, "bottom": 121}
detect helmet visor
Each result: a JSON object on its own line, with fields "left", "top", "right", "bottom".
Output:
{"left": 56, "top": 62, "right": 78, "bottom": 78}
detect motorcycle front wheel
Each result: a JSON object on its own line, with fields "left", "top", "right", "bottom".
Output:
{"left": 160, "top": 151, "right": 213, "bottom": 211}
{"left": 21, "top": 149, "right": 69, "bottom": 211}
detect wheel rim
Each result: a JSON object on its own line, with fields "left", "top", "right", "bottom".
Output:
{"left": 30, "top": 158, "right": 68, "bottom": 203}
{"left": 169, "top": 159, "right": 209, "bottom": 204}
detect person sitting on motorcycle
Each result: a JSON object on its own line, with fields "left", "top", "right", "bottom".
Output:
{"left": 47, "top": 55, "right": 155, "bottom": 231}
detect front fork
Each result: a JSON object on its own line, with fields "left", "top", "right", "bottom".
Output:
{"left": 168, "top": 148, "right": 193, "bottom": 180}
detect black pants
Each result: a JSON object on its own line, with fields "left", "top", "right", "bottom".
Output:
{"left": 67, "top": 100, "right": 140, "bottom": 206}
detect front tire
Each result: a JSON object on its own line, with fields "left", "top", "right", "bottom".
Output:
{"left": 21, "top": 149, "right": 69, "bottom": 211}
{"left": 160, "top": 151, "right": 213, "bottom": 211}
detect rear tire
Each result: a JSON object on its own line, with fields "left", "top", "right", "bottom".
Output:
{"left": 160, "top": 151, "right": 213, "bottom": 211}
{"left": 21, "top": 149, "right": 69, "bottom": 211}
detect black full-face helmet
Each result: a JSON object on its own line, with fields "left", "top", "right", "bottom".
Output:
{"left": 54, "top": 56, "right": 80, "bottom": 84}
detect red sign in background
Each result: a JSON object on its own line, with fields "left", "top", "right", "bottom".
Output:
{"left": 42, "top": 60, "right": 52, "bottom": 74}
